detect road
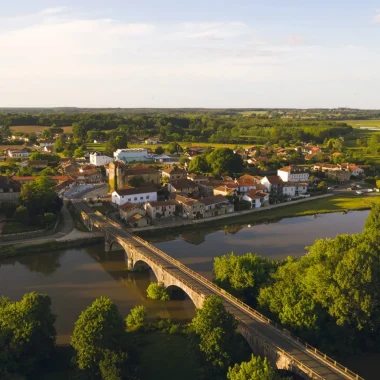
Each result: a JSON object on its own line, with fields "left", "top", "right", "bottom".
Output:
{"left": 77, "top": 202, "right": 358, "bottom": 380}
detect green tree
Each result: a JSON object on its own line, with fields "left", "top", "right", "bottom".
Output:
{"left": 188, "top": 155, "right": 211, "bottom": 173}
{"left": 191, "top": 295, "right": 238, "bottom": 369}
{"left": 227, "top": 355, "right": 283, "bottom": 380}
{"left": 206, "top": 148, "right": 243, "bottom": 175}
{"left": 54, "top": 138, "right": 65, "bottom": 153}
{"left": 71, "top": 297, "right": 128, "bottom": 377}
{"left": 376, "top": 180, "right": 380, "bottom": 190}
{"left": 154, "top": 146, "right": 164, "bottom": 155}
{"left": 29, "top": 151, "right": 60, "bottom": 162}
{"left": 73, "top": 146, "right": 85, "bottom": 158}
{"left": 126, "top": 305, "right": 147, "bottom": 328}
{"left": 19, "top": 176, "right": 63, "bottom": 224}
{"left": 0, "top": 292, "right": 56, "bottom": 376}
{"left": 28, "top": 132, "right": 37, "bottom": 144}
{"left": 146, "top": 282, "right": 170, "bottom": 301}
{"left": 167, "top": 142, "right": 183, "bottom": 155}
{"left": 214, "top": 252, "right": 279, "bottom": 300}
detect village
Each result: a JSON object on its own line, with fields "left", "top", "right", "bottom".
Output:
{"left": 0, "top": 132, "right": 371, "bottom": 230}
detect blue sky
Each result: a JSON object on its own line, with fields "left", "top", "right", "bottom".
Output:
{"left": 0, "top": 1, "right": 379, "bottom": 108}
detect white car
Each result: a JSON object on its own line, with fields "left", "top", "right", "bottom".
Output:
{"left": 356, "top": 191, "right": 363, "bottom": 195}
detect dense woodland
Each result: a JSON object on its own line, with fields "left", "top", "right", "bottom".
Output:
{"left": 0, "top": 110, "right": 356, "bottom": 145}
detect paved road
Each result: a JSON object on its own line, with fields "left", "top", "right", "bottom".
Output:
{"left": 76, "top": 202, "right": 357, "bottom": 380}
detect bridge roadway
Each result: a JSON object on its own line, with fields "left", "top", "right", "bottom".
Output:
{"left": 76, "top": 202, "right": 362, "bottom": 380}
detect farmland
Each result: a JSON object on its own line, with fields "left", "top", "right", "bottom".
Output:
{"left": 343, "top": 119, "right": 380, "bottom": 128}
{"left": 10, "top": 125, "right": 73, "bottom": 133}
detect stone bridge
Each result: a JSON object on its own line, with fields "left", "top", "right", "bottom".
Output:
{"left": 75, "top": 202, "right": 364, "bottom": 380}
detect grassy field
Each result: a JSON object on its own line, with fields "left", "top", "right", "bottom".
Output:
{"left": 0, "top": 144, "right": 27, "bottom": 151}
{"left": 86, "top": 142, "right": 106, "bottom": 151}
{"left": 10, "top": 125, "right": 73, "bottom": 133}
{"left": 343, "top": 119, "right": 380, "bottom": 128}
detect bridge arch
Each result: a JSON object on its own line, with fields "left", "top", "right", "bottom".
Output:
{"left": 164, "top": 281, "right": 204, "bottom": 309}
{"left": 133, "top": 259, "right": 160, "bottom": 282}
{"left": 108, "top": 240, "right": 125, "bottom": 251}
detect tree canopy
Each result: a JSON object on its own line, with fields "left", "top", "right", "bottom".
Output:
{"left": 71, "top": 297, "right": 129, "bottom": 377}
{"left": 0, "top": 292, "right": 56, "bottom": 377}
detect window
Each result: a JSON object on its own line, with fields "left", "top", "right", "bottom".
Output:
{"left": 140, "top": 196, "right": 143, "bottom": 200}
{"left": 122, "top": 195, "right": 125, "bottom": 198}
{"left": 128, "top": 198, "right": 131, "bottom": 201}
{"left": 146, "top": 195, "right": 149, "bottom": 199}
{"left": 134, "top": 197, "right": 137, "bottom": 201}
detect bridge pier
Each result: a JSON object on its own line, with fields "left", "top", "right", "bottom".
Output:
{"left": 127, "top": 258, "right": 134, "bottom": 270}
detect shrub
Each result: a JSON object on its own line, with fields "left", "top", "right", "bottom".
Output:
{"left": 146, "top": 282, "right": 170, "bottom": 301}
{"left": 126, "top": 305, "right": 147, "bottom": 328}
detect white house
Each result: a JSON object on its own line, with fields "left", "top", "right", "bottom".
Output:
{"left": 7, "top": 149, "right": 30, "bottom": 158}
{"left": 145, "top": 200, "right": 177, "bottom": 220}
{"left": 243, "top": 190, "right": 269, "bottom": 208}
{"left": 278, "top": 165, "right": 309, "bottom": 183}
{"left": 145, "top": 138, "right": 160, "bottom": 145}
{"left": 39, "top": 140, "right": 55, "bottom": 148}
{"left": 282, "top": 183, "right": 296, "bottom": 197}
{"left": 89, "top": 152, "right": 113, "bottom": 166}
{"left": 114, "top": 148, "right": 150, "bottom": 163}
{"left": 111, "top": 186, "right": 157, "bottom": 206}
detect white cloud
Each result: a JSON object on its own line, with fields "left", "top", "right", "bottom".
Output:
{"left": 375, "top": 11, "right": 380, "bottom": 23}
{"left": 38, "top": 6, "right": 71, "bottom": 16}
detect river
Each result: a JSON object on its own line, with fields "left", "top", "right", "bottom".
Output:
{"left": 0, "top": 210, "right": 376, "bottom": 379}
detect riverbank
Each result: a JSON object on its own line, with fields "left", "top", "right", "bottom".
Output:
{"left": 136, "top": 193, "right": 380, "bottom": 237}
{"left": 0, "top": 235, "right": 104, "bottom": 260}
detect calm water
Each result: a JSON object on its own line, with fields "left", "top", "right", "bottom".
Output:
{"left": 0, "top": 210, "right": 377, "bottom": 379}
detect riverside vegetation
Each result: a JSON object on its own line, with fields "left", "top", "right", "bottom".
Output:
{"left": 213, "top": 203, "right": 380, "bottom": 356}
{"left": 0, "top": 293, "right": 294, "bottom": 380}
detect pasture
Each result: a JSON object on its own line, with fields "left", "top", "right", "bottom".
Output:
{"left": 10, "top": 125, "right": 73, "bottom": 133}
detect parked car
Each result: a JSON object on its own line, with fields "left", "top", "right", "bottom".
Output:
{"left": 356, "top": 191, "right": 363, "bottom": 195}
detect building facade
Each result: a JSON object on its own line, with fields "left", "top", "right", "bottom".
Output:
{"left": 114, "top": 148, "right": 150, "bottom": 163}
{"left": 111, "top": 186, "right": 157, "bottom": 206}
{"left": 145, "top": 200, "right": 176, "bottom": 219}
{"left": 90, "top": 152, "right": 114, "bottom": 166}
{"left": 278, "top": 166, "right": 309, "bottom": 183}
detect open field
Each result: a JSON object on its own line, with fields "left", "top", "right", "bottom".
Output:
{"left": 343, "top": 119, "right": 380, "bottom": 128}
{"left": 10, "top": 125, "right": 73, "bottom": 133}
{"left": 85, "top": 142, "right": 106, "bottom": 151}
{"left": 0, "top": 144, "right": 27, "bottom": 151}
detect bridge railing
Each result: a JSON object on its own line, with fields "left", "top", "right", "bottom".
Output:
{"left": 93, "top": 212, "right": 364, "bottom": 380}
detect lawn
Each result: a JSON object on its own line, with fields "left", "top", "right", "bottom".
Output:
{"left": 85, "top": 142, "right": 106, "bottom": 151}
{"left": 10, "top": 125, "right": 73, "bottom": 133}
{"left": 135, "top": 331, "right": 201, "bottom": 380}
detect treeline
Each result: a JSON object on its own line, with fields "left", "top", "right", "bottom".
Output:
{"left": 0, "top": 112, "right": 352, "bottom": 145}
{"left": 213, "top": 204, "right": 380, "bottom": 356}
{"left": 0, "top": 292, "right": 293, "bottom": 380}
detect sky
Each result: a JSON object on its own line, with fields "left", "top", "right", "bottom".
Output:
{"left": 0, "top": 1, "right": 380, "bottom": 108}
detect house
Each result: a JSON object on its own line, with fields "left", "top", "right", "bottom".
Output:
{"left": 145, "top": 200, "right": 177, "bottom": 220}
{"left": 235, "top": 174, "right": 260, "bottom": 193}
{"left": 313, "top": 163, "right": 340, "bottom": 171}
{"left": 27, "top": 160, "right": 49, "bottom": 170}
{"left": 0, "top": 176, "right": 21, "bottom": 202}
{"left": 161, "top": 167, "right": 187, "bottom": 181}
{"left": 70, "top": 168, "right": 103, "bottom": 184}
{"left": 302, "top": 144, "right": 322, "bottom": 155}
{"left": 128, "top": 213, "right": 151, "bottom": 228}
{"left": 39, "top": 140, "right": 55, "bottom": 148}
{"left": 260, "top": 176, "right": 283, "bottom": 195}
{"left": 278, "top": 165, "right": 309, "bottom": 183}
{"left": 89, "top": 152, "right": 113, "bottom": 166}
{"left": 187, "top": 173, "right": 209, "bottom": 184}
{"left": 119, "top": 202, "right": 146, "bottom": 221}
{"left": 7, "top": 148, "right": 30, "bottom": 158}
{"left": 168, "top": 179, "right": 199, "bottom": 196}
{"left": 108, "top": 163, "right": 160, "bottom": 192}
{"left": 144, "top": 138, "right": 160, "bottom": 145}
{"left": 282, "top": 183, "right": 297, "bottom": 197}
{"left": 54, "top": 178, "right": 76, "bottom": 197}
{"left": 340, "top": 163, "right": 367, "bottom": 177}
{"left": 243, "top": 190, "right": 269, "bottom": 208}
{"left": 244, "top": 146, "right": 256, "bottom": 153}
{"left": 111, "top": 186, "right": 157, "bottom": 206}
{"left": 113, "top": 148, "right": 150, "bottom": 163}
{"left": 200, "top": 195, "right": 234, "bottom": 218}
{"left": 174, "top": 194, "right": 204, "bottom": 220}
{"left": 213, "top": 183, "right": 239, "bottom": 196}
